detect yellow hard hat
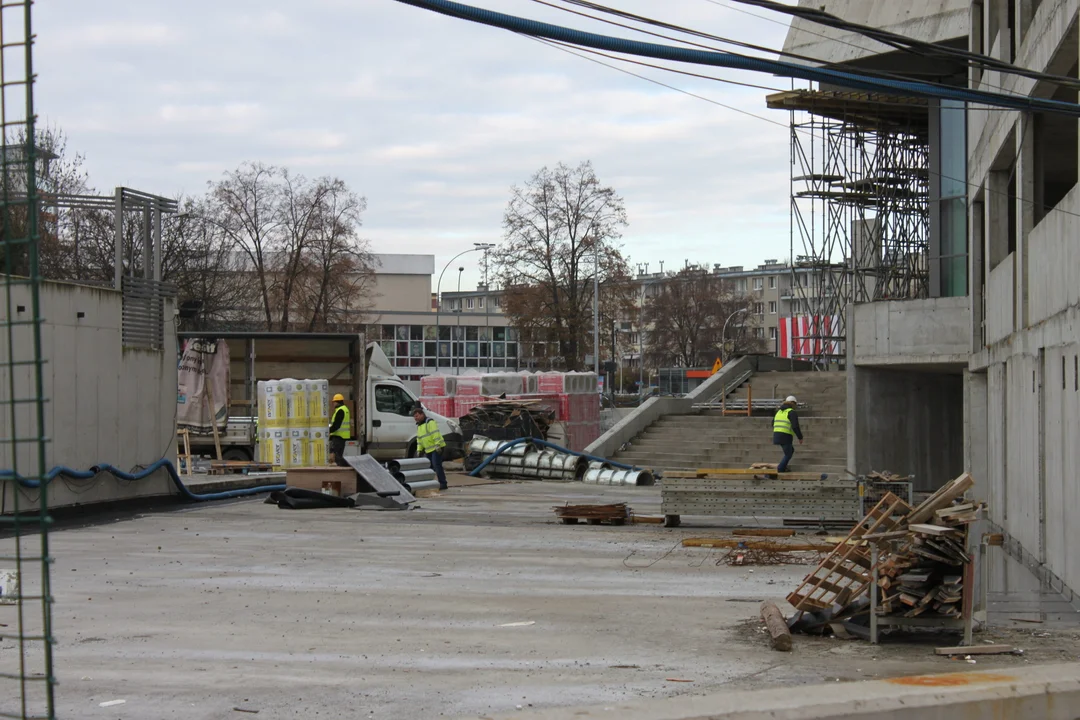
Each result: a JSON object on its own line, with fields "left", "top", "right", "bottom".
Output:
{"left": 333, "top": 393, "right": 345, "bottom": 402}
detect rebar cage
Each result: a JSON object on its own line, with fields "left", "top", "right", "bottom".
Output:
{"left": 0, "top": 1, "right": 57, "bottom": 718}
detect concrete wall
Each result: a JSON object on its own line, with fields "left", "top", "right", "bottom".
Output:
{"left": 784, "top": 0, "right": 969, "bottom": 66}
{"left": 852, "top": 298, "right": 971, "bottom": 366}
{"left": 849, "top": 367, "right": 965, "bottom": 491}
{"left": 0, "top": 280, "right": 177, "bottom": 512}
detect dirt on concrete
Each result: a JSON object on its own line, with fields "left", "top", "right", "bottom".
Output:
{"left": 2, "top": 476, "right": 1077, "bottom": 719}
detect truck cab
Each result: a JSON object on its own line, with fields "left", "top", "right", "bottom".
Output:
{"left": 365, "top": 343, "right": 462, "bottom": 459}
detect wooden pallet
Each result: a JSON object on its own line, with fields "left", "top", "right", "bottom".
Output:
{"left": 553, "top": 503, "right": 630, "bottom": 526}
{"left": 787, "top": 492, "right": 912, "bottom": 611}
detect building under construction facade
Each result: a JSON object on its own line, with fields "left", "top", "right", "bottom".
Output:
{"left": 781, "top": 0, "right": 1080, "bottom": 609}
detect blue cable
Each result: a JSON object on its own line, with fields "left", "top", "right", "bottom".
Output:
{"left": 467, "top": 437, "right": 640, "bottom": 477}
{"left": 392, "top": 0, "right": 1080, "bottom": 116}
{"left": 0, "top": 459, "right": 285, "bottom": 502}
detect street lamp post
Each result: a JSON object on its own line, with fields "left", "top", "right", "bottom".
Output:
{"left": 721, "top": 307, "right": 750, "bottom": 363}
{"left": 436, "top": 243, "right": 495, "bottom": 372}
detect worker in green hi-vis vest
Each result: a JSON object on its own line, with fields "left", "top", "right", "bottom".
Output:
{"left": 328, "top": 393, "right": 351, "bottom": 467}
{"left": 412, "top": 405, "right": 448, "bottom": 490}
{"left": 772, "top": 395, "right": 804, "bottom": 473}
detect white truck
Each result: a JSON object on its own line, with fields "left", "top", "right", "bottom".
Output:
{"left": 178, "top": 331, "right": 462, "bottom": 462}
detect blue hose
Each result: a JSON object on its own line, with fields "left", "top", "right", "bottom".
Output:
{"left": 0, "top": 459, "right": 285, "bottom": 502}
{"left": 392, "top": 0, "right": 1080, "bottom": 116}
{"left": 467, "top": 437, "right": 638, "bottom": 477}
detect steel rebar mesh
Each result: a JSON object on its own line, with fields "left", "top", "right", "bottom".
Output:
{"left": 0, "top": 1, "right": 57, "bottom": 717}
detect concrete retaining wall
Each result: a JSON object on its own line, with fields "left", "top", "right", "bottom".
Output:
{"left": 484, "top": 662, "right": 1080, "bottom": 720}
{"left": 585, "top": 356, "right": 755, "bottom": 460}
{"left": 0, "top": 280, "right": 177, "bottom": 512}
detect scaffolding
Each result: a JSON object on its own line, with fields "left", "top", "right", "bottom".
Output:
{"left": 768, "top": 89, "right": 931, "bottom": 365}
{"left": 0, "top": 2, "right": 56, "bottom": 719}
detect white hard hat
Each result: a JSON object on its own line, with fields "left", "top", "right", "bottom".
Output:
{"left": 785, "top": 395, "right": 798, "bottom": 404}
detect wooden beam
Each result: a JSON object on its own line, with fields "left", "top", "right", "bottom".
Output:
{"left": 760, "top": 601, "right": 792, "bottom": 651}
{"left": 733, "top": 529, "right": 796, "bottom": 538}
{"left": 934, "top": 644, "right": 1015, "bottom": 656}
{"left": 907, "top": 473, "right": 975, "bottom": 524}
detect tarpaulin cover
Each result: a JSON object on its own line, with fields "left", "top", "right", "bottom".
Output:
{"left": 177, "top": 338, "right": 230, "bottom": 433}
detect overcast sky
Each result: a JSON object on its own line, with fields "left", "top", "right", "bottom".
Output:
{"left": 36, "top": 0, "right": 798, "bottom": 293}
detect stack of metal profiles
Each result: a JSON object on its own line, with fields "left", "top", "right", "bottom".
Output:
{"left": 468, "top": 437, "right": 586, "bottom": 481}
{"left": 582, "top": 460, "right": 655, "bottom": 487}
{"left": 386, "top": 457, "right": 439, "bottom": 492}
{"left": 467, "top": 437, "right": 654, "bottom": 486}
{"left": 661, "top": 470, "right": 860, "bottom": 525}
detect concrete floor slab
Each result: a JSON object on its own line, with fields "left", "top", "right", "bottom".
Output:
{"left": 2, "top": 479, "right": 1078, "bottom": 719}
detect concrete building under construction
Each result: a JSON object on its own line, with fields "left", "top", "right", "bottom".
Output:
{"left": 777, "top": 0, "right": 1080, "bottom": 606}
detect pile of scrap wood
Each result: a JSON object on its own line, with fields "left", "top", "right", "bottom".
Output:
{"left": 459, "top": 399, "right": 555, "bottom": 444}
{"left": 553, "top": 503, "right": 629, "bottom": 526}
{"left": 786, "top": 472, "right": 978, "bottom": 638}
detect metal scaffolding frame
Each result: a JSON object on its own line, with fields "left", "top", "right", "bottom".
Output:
{"left": 769, "top": 89, "right": 931, "bottom": 365}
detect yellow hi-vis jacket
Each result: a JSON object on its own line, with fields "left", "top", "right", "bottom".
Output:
{"left": 773, "top": 407, "right": 794, "bottom": 436}
{"left": 330, "top": 405, "right": 351, "bottom": 439}
{"left": 416, "top": 418, "right": 446, "bottom": 454}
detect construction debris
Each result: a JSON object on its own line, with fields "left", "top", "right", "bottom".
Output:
{"left": 553, "top": 503, "right": 630, "bottom": 526}
{"left": 720, "top": 546, "right": 817, "bottom": 566}
{"left": 459, "top": 399, "right": 555, "bottom": 444}
{"left": 786, "top": 472, "right": 982, "bottom": 641}
{"left": 682, "top": 538, "right": 834, "bottom": 552}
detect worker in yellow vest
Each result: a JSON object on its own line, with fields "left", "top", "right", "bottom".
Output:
{"left": 328, "top": 393, "right": 351, "bottom": 467}
{"left": 773, "top": 395, "right": 803, "bottom": 473}
{"left": 412, "top": 405, "right": 448, "bottom": 490}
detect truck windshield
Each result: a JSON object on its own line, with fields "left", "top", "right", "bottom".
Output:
{"left": 374, "top": 384, "right": 415, "bottom": 416}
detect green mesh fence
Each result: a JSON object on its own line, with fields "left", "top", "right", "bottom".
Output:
{"left": 0, "top": 1, "right": 57, "bottom": 718}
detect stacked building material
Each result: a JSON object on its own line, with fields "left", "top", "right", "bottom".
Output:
{"left": 787, "top": 472, "right": 979, "bottom": 640}
{"left": 419, "top": 370, "right": 601, "bottom": 450}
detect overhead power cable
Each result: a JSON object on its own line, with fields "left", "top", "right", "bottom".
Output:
{"left": 389, "top": 0, "right": 1080, "bottom": 116}
{"left": 730, "top": 0, "right": 1080, "bottom": 92}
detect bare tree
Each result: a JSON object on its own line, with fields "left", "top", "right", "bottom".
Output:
{"left": 643, "top": 268, "right": 765, "bottom": 367}
{"left": 208, "top": 162, "right": 281, "bottom": 329}
{"left": 206, "top": 163, "right": 375, "bottom": 331}
{"left": 496, "top": 161, "right": 631, "bottom": 370}
{"left": 292, "top": 180, "right": 376, "bottom": 331}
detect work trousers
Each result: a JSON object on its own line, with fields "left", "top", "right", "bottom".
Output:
{"left": 329, "top": 436, "right": 348, "bottom": 467}
{"left": 773, "top": 432, "right": 795, "bottom": 473}
{"left": 427, "top": 450, "right": 447, "bottom": 489}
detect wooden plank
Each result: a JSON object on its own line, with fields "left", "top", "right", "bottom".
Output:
{"left": 681, "top": 538, "right": 833, "bottom": 552}
{"left": 934, "top": 503, "right": 975, "bottom": 519}
{"left": 760, "top": 601, "right": 793, "bottom": 651}
{"left": 907, "top": 472, "right": 975, "bottom": 524}
{"left": 733, "top": 529, "right": 796, "bottom": 538}
{"left": 909, "top": 523, "right": 957, "bottom": 536}
{"left": 934, "top": 645, "right": 1015, "bottom": 656}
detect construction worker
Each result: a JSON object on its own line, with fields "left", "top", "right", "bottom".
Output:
{"left": 328, "top": 393, "right": 351, "bottom": 467}
{"left": 773, "top": 395, "right": 803, "bottom": 473}
{"left": 412, "top": 405, "right": 448, "bottom": 490}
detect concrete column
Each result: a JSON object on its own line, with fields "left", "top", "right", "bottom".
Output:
{"left": 1016, "top": 116, "right": 1035, "bottom": 329}
{"left": 845, "top": 303, "right": 857, "bottom": 477}
{"left": 970, "top": 196, "right": 985, "bottom": 352}
{"left": 113, "top": 188, "right": 124, "bottom": 290}
{"left": 965, "top": 370, "right": 988, "bottom": 485}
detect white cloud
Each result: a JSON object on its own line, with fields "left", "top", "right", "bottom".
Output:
{"left": 34, "top": 0, "right": 799, "bottom": 288}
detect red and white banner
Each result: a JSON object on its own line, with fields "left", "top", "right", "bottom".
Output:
{"left": 778, "top": 315, "right": 844, "bottom": 359}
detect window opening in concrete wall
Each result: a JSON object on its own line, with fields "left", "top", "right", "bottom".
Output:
{"left": 1007, "top": 172, "right": 1017, "bottom": 256}
{"left": 1033, "top": 61, "right": 1079, "bottom": 226}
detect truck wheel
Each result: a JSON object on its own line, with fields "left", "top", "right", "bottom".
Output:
{"left": 406, "top": 439, "right": 418, "bottom": 459}
{"left": 222, "top": 447, "right": 251, "bottom": 462}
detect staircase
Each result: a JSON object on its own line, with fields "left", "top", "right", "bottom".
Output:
{"left": 611, "top": 371, "right": 848, "bottom": 474}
